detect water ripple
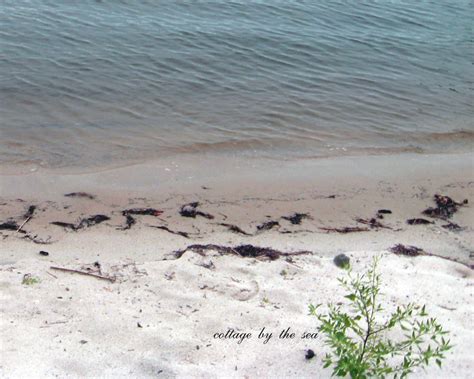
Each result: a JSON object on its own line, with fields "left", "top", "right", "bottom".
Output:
{"left": 0, "top": 0, "right": 472, "bottom": 170}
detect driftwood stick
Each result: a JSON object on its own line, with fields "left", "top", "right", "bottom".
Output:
{"left": 17, "top": 216, "right": 31, "bottom": 233}
{"left": 50, "top": 266, "right": 116, "bottom": 282}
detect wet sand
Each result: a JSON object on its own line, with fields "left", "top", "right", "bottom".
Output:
{"left": 0, "top": 152, "right": 473, "bottom": 378}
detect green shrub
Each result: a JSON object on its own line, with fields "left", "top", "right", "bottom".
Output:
{"left": 309, "top": 257, "right": 452, "bottom": 378}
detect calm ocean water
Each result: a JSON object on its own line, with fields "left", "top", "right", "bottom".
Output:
{"left": 0, "top": 0, "right": 473, "bottom": 170}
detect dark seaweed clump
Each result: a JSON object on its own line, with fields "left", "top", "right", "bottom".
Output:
{"left": 179, "top": 202, "right": 214, "bottom": 219}
{"left": 123, "top": 208, "right": 163, "bottom": 217}
{"left": 422, "top": 194, "right": 467, "bottom": 219}
{"left": 282, "top": 213, "right": 310, "bottom": 225}
{"left": 23, "top": 205, "right": 36, "bottom": 218}
{"left": 256, "top": 220, "right": 280, "bottom": 232}
{"left": 0, "top": 206, "right": 37, "bottom": 231}
{"left": 390, "top": 244, "right": 423, "bottom": 257}
{"left": 406, "top": 218, "right": 432, "bottom": 225}
{"left": 118, "top": 208, "right": 163, "bottom": 230}
{"left": 441, "top": 222, "right": 462, "bottom": 231}
{"left": 0, "top": 221, "right": 20, "bottom": 231}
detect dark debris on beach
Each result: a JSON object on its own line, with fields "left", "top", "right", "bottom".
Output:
{"left": 320, "top": 226, "right": 370, "bottom": 234}
{"left": 119, "top": 214, "right": 136, "bottom": 230}
{"left": 407, "top": 218, "right": 433, "bottom": 225}
{"left": 256, "top": 220, "right": 280, "bottom": 232}
{"left": 171, "top": 244, "right": 312, "bottom": 261}
{"left": 65, "top": 192, "right": 96, "bottom": 200}
{"left": 282, "top": 213, "right": 310, "bottom": 225}
{"left": 305, "top": 349, "right": 316, "bottom": 360}
{"left": 390, "top": 243, "right": 473, "bottom": 269}
{"left": 390, "top": 244, "right": 424, "bottom": 257}
{"left": 151, "top": 225, "right": 190, "bottom": 238}
{"left": 441, "top": 222, "right": 463, "bottom": 231}
{"left": 2, "top": 189, "right": 470, "bottom": 273}
{"left": 123, "top": 208, "right": 163, "bottom": 217}
{"left": 179, "top": 202, "right": 214, "bottom": 219}
{"left": 356, "top": 217, "right": 392, "bottom": 230}
{"left": 0, "top": 221, "right": 20, "bottom": 231}
{"left": 51, "top": 214, "right": 110, "bottom": 231}
{"left": 23, "top": 205, "right": 36, "bottom": 218}
{"left": 422, "top": 194, "right": 468, "bottom": 220}
{"left": 218, "top": 223, "right": 253, "bottom": 236}
{"left": 1, "top": 205, "right": 37, "bottom": 232}
{"left": 118, "top": 208, "right": 164, "bottom": 230}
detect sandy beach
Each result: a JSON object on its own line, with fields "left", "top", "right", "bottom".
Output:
{"left": 2, "top": 1, "right": 473, "bottom": 377}
{"left": 0, "top": 152, "right": 473, "bottom": 378}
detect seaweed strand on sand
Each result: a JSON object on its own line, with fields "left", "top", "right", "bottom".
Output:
{"left": 118, "top": 208, "right": 163, "bottom": 230}
{"left": 170, "top": 244, "right": 312, "bottom": 261}
{"left": 218, "top": 223, "right": 253, "bottom": 236}
{"left": 51, "top": 215, "right": 110, "bottom": 231}
{"left": 151, "top": 225, "right": 190, "bottom": 238}
{"left": 319, "top": 226, "right": 369, "bottom": 234}
{"left": 390, "top": 244, "right": 472, "bottom": 269}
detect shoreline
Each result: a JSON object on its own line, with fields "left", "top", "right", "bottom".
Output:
{"left": 1, "top": 152, "right": 473, "bottom": 377}
{"left": 1, "top": 129, "right": 473, "bottom": 176}
{"left": 1, "top": 150, "right": 472, "bottom": 189}
{"left": 1, "top": 144, "right": 473, "bottom": 176}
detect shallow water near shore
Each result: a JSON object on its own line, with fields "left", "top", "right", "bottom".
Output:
{"left": 1, "top": 1, "right": 473, "bottom": 171}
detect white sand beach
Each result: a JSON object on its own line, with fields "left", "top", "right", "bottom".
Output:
{"left": 0, "top": 152, "right": 473, "bottom": 378}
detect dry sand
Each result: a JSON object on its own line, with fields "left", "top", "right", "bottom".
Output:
{"left": 0, "top": 152, "right": 473, "bottom": 378}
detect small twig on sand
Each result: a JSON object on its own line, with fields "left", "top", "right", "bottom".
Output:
{"left": 46, "top": 271, "right": 58, "bottom": 279}
{"left": 285, "top": 258, "right": 303, "bottom": 269}
{"left": 50, "top": 266, "right": 116, "bottom": 282}
{"left": 39, "top": 320, "right": 68, "bottom": 328}
{"left": 17, "top": 216, "right": 31, "bottom": 233}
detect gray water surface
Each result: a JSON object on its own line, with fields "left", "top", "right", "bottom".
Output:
{"left": 1, "top": 1, "right": 473, "bottom": 170}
